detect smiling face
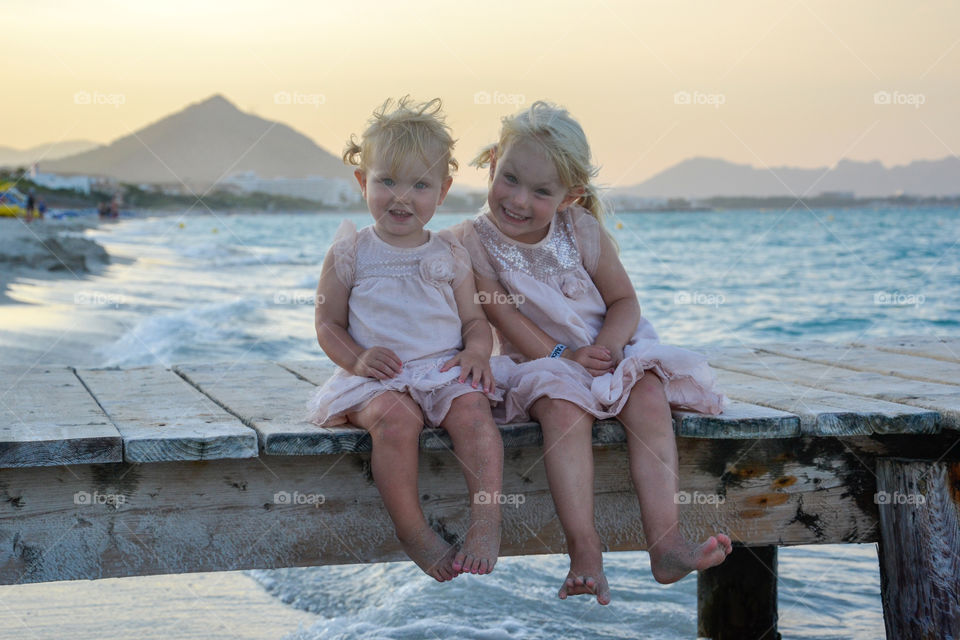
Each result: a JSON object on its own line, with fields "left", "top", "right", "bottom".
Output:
{"left": 486, "top": 137, "right": 580, "bottom": 244}
{"left": 356, "top": 149, "right": 453, "bottom": 248}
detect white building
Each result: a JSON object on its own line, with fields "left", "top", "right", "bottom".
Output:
{"left": 223, "top": 171, "right": 360, "bottom": 207}
{"left": 29, "top": 165, "right": 94, "bottom": 194}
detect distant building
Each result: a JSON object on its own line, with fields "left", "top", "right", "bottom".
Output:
{"left": 29, "top": 164, "right": 94, "bottom": 194}
{"left": 816, "top": 191, "right": 856, "bottom": 201}
{"left": 223, "top": 171, "right": 360, "bottom": 207}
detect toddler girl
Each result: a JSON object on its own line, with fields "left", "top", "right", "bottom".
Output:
{"left": 309, "top": 97, "right": 510, "bottom": 580}
{"left": 455, "top": 101, "right": 732, "bottom": 604}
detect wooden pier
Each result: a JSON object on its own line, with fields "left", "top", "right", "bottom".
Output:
{"left": 2, "top": 335, "right": 959, "bottom": 639}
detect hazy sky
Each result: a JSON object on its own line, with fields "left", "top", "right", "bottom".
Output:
{"left": 5, "top": 0, "right": 959, "bottom": 187}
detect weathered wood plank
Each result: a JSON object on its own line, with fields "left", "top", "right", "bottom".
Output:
{"left": 708, "top": 347, "right": 958, "bottom": 431}
{"left": 858, "top": 334, "right": 960, "bottom": 364}
{"left": 174, "top": 361, "right": 325, "bottom": 455}
{"left": 0, "top": 366, "right": 121, "bottom": 468}
{"left": 877, "top": 459, "right": 960, "bottom": 639}
{"left": 280, "top": 360, "right": 801, "bottom": 442}
{"left": 759, "top": 340, "right": 960, "bottom": 387}
{"left": 75, "top": 367, "right": 259, "bottom": 463}
{"left": 5, "top": 433, "right": 952, "bottom": 585}
{"left": 698, "top": 545, "right": 779, "bottom": 640}
{"left": 716, "top": 369, "right": 938, "bottom": 436}
{"left": 673, "top": 401, "right": 800, "bottom": 439}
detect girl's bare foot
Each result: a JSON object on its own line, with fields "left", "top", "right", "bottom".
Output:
{"left": 398, "top": 525, "right": 459, "bottom": 582}
{"left": 649, "top": 532, "right": 732, "bottom": 584}
{"left": 558, "top": 535, "right": 611, "bottom": 605}
{"left": 453, "top": 516, "right": 501, "bottom": 575}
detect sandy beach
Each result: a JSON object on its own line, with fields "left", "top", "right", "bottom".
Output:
{"left": 0, "top": 571, "right": 317, "bottom": 639}
{"left": 0, "top": 217, "right": 109, "bottom": 304}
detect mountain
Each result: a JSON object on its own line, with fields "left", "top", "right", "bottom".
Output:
{"left": 0, "top": 140, "right": 101, "bottom": 167}
{"left": 42, "top": 95, "right": 352, "bottom": 186}
{"left": 618, "top": 156, "right": 960, "bottom": 199}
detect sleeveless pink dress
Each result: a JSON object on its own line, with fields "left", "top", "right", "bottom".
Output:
{"left": 455, "top": 207, "right": 727, "bottom": 422}
{"left": 307, "top": 221, "right": 514, "bottom": 427}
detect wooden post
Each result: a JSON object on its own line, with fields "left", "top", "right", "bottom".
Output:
{"left": 877, "top": 458, "right": 960, "bottom": 639}
{"left": 698, "top": 545, "right": 780, "bottom": 640}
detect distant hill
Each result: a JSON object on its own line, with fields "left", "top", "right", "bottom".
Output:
{"left": 618, "top": 156, "right": 960, "bottom": 199}
{"left": 42, "top": 95, "right": 352, "bottom": 186}
{"left": 0, "top": 140, "right": 101, "bottom": 167}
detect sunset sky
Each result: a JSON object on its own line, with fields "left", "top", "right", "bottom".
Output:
{"left": 5, "top": 0, "right": 959, "bottom": 187}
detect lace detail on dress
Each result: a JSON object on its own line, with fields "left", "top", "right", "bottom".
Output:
{"left": 473, "top": 212, "right": 581, "bottom": 280}
{"left": 354, "top": 233, "right": 430, "bottom": 281}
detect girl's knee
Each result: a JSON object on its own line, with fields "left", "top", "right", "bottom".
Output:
{"left": 363, "top": 393, "right": 424, "bottom": 432}
{"left": 532, "top": 397, "right": 593, "bottom": 431}
{"left": 372, "top": 420, "right": 422, "bottom": 448}
{"left": 448, "top": 392, "right": 491, "bottom": 417}
{"left": 636, "top": 370, "right": 665, "bottom": 391}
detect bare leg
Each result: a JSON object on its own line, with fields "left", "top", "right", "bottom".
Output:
{"left": 440, "top": 392, "right": 503, "bottom": 575}
{"left": 620, "top": 372, "right": 732, "bottom": 584}
{"left": 531, "top": 397, "right": 611, "bottom": 605}
{"left": 347, "top": 391, "right": 457, "bottom": 582}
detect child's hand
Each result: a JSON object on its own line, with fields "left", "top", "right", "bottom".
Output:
{"left": 353, "top": 347, "right": 403, "bottom": 380}
{"left": 440, "top": 351, "right": 495, "bottom": 394}
{"left": 566, "top": 345, "right": 615, "bottom": 377}
{"left": 594, "top": 342, "right": 624, "bottom": 369}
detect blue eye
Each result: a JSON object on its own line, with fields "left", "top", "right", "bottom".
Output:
{"left": 505, "top": 174, "right": 518, "bottom": 184}
{"left": 415, "top": 181, "right": 428, "bottom": 189}
{"left": 382, "top": 178, "right": 395, "bottom": 187}
{"left": 536, "top": 188, "right": 551, "bottom": 196}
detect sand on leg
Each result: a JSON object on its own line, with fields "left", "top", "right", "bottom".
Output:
{"left": 531, "top": 397, "right": 611, "bottom": 605}
{"left": 440, "top": 391, "right": 504, "bottom": 575}
{"left": 619, "top": 372, "right": 732, "bottom": 584}
{"left": 348, "top": 391, "right": 458, "bottom": 582}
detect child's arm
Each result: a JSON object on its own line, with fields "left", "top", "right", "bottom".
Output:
{"left": 476, "top": 274, "right": 613, "bottom": 376}
{"left": 314, "top": 250, "right": 402, "bottom": 380}
{"left": 589, "top": 230, "right": 642, "bottom": 365}
{"left": 440, "top": 272, "right": 496, "bottom": 393}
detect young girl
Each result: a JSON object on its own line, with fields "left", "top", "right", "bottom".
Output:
{"left": 309, "top": 97, "right": 511, "bottom": 581}
{"left": 455, "top": 101, "right": 732, "bottom": 604}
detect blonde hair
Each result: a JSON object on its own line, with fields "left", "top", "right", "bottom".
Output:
{"left": 472, "top": 101, "right": 609, "bottom": 231}
{"left": 344, "top": 97, "right": 458, "bottom": 178}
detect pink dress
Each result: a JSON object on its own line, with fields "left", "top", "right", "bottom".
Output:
{"left": 307, "top": 221, "right": 514, "bottom": 427}
{"left": 455, "top": 207, "right": 727, "bottom": 423}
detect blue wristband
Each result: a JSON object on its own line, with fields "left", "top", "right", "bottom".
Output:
{"left": 549, "top": 344, "right": 567, "bottom": 358}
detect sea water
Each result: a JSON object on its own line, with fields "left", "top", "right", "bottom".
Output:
{"left": 0, "top": 205, "right": 957, "bottom": 639}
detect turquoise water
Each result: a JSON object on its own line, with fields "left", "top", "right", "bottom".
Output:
{"left": 1, "top": 205, "right": 957, "bottom": 638}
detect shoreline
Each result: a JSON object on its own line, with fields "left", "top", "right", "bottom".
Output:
{"left": 0, "top": 217, "right": 110, "bottom": 304}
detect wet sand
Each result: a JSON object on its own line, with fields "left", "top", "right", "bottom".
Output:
{"left": 0, "top": 571, "right": 317, "bottom": 639}
{"left": 0, "top": 218, "right": 109, "bottom": 304}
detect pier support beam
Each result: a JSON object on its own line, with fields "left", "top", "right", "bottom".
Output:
{"left": 697, "top": 545, "right": 780, "bottom": 640}
{"left": 877, "top": 458, "right": 960, "bottom": 639}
